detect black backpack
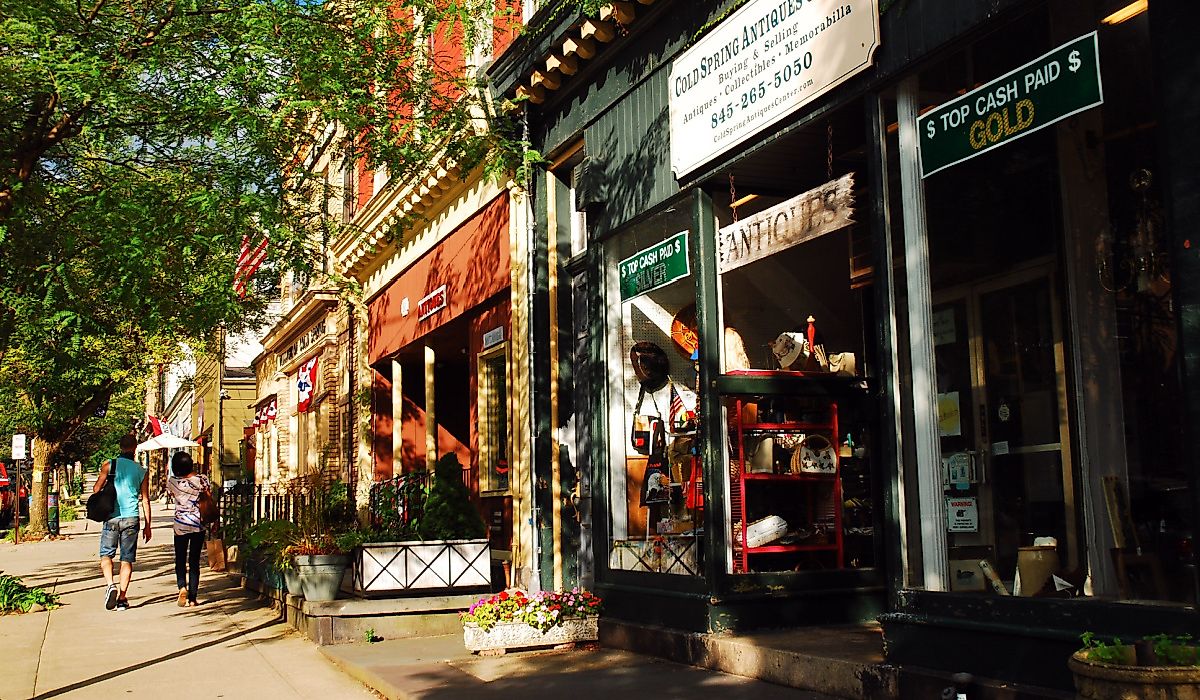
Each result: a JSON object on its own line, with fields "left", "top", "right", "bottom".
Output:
{"left": 86, "top": 459, "right": 118, "bottom": 523}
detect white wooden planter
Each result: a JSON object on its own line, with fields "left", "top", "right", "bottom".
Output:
{"left": 463, "top": 616, "right": 599, "bottom": 653}
{"left": 354, "top": 539, "right": 490, "bottom": 594}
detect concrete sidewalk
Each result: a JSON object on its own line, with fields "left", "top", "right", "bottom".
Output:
{"left": 0, "top": 503, "right": 373, "bottom": 700}
{"left": 321, "top": 633, "right": 840, "bottom": 699}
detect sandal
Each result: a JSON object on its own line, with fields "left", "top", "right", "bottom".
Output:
{"left": 177, "top": 589, "right": 188, "bottom": 607}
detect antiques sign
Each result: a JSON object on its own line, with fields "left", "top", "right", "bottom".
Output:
{"left": 618, "top": 231, "right": 690, "bottom": 301}
{"left": 718, "top": 174, "right": 854, "bottom": 274}
{"left": 668, "top": 0, "right": 880, "bottom": 177}
{"left": 919, "top": 32, "right": 1103, "bottom": 177}
{"left": 417, "top": 285, "right": 448, "bottom": 321}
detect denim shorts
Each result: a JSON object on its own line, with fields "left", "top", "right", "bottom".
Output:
{"left": 99, "top": 517, "right": 140, "bottom": 562}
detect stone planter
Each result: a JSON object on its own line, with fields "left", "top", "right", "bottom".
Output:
{"left": 282, "top": 567, "right": 303, "bottom": 597}
{"left": 296, "top": 554, "right": 350, "bottom": 601}
{"left": 355, "top": 540, "right": 490, "bottom": 594}
{"left": 1070, "top": 649, "right": 1200, "bottom": 700}
{"left": 463, "top": 616, "right": 599, "bottom": 653}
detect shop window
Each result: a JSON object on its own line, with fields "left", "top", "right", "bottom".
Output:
{"left": 478, "top": 346, "right": 510, "bottom": 493}
{"left": 891, "top": 4, "right": 1193, "bottom": 603}
{"left": 712, "top": 101, "right": 878, "bottom": 576}
{"left": 603, "top": 201, "right": 702, "bottom": 578}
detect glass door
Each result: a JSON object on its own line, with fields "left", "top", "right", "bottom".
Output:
{"left": 935, "top": 269, "right": 1076, "bottom": 594}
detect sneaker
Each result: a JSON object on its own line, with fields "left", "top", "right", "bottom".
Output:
{"left": 104, "top": 584, "right": 118, "bottom": 610}
{"left": 115, "top": 598, "right": 129, "bottom": 611}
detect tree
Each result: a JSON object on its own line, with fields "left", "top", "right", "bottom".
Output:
{"left": 0, "top": 0, "right": 522, "bottom": 536}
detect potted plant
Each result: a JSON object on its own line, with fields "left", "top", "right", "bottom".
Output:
{"left": 1070, "top": 632, "right": 1200, "bottom": 700}
{"left": 460, "top": 588, "right": 603, "bottom": 654}
{"left": 288, "top": 530, "right": 364, "bottom": 601}
{"left": 355, "top": 454, "right": 491, "bottom": 594}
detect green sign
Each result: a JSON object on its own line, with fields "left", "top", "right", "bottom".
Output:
{"left": 919, "top": 32, "right": 1103, "bottom": 177}
{"left": 618, "top": 231, "right": 690, "bottom": 301}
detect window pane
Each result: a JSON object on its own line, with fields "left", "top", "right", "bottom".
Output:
{"left": 604, "top": 202, "right": 702, "bottom": 578}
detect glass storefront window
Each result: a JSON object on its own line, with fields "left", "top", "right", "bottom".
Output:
{"left": 892, "top": 2, "right": 1195, "bottom": 603}
{"left": 603, "top": 201, "right": 702, "bottom": 578}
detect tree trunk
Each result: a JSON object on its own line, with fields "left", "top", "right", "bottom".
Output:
{"left": 25, "top": 438, "right": 57, "bottom": 538}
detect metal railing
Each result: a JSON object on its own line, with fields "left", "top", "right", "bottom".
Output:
{"left": 216, "top": 481, "right": 328, "bottom": 545}
{"left": 368, "top": 470, "right": 431, "bottom": 535}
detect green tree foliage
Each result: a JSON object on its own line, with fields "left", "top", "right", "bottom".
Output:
{"left": 420, "top": 453, "right": 485, "bottom": 540}
{"left": 0, "top": 0, "right": 521, "bottom": 535}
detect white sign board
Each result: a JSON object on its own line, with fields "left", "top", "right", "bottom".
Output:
{"left": 717, "top": 174, "right": 854, "bottom": 274}
{"left": 11, "top": 434, "right": 26, "bottom": 461}
{"left": 946, "top": 496, "right": 979, "bottom": 533}
{"left": 668, "top": 0, "right": 880, "bottom": 177}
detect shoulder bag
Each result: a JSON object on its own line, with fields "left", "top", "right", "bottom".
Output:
{"left": 86, "top": 459, "right": 119, "bottom": 522}
{"left": 197, "top": 480, "right": 219, "bottom": 526}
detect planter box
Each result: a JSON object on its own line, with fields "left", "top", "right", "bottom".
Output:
{"left": 297, "top": 554, "right": 350, "bottom": 602}
{"left": 1070, "top": 649, "right": 1200, "bottom": 700}
{"left": 463, "top": 616, "right": 599, "bottom": 653}
{"left": 354, "top": 540, "right": 490, "bottom": 594}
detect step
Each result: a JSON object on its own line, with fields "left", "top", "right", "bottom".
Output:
{"left": 600, "top": 619, "right": 897, "bottom": 699}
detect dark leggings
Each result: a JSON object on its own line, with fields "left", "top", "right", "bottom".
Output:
{"left": 174, "top": 532, "right": 204, "bottom": 601}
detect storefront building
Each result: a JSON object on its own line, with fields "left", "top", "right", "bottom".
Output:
{"left": 491, "top": 0, "right": 1198, "bottom": 690}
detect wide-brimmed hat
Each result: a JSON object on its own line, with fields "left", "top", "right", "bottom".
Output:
{"left": 670, "top": 305, "right": 699, "bottom": 359}
{"left": 630, "top": 341, "right": 670, "bottom": 390}
{"left": 769, "top": 332, "right": 806, "bottom": 369}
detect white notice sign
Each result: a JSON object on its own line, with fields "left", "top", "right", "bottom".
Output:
{"left": 717, "top": 174, "right": 854, "bottom": 274}
{"left": 946, "top": 496, "right": 979, "bottom": 533}
{"left": 11, "top": 434, "right": 26, "bottom": 461}
{"left": 669, "top": 0, "right": 880, "bottom": 177}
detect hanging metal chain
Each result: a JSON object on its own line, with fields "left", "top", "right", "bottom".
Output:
{"left": 729, "top": 172, "right": 739, "bottom": 222}
{"left": 826, "top": 122, "right": 834, "bottom": 180}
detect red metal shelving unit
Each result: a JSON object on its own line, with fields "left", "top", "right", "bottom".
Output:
{"left": 730, "top": 397, "right": 845, "bottom": 573}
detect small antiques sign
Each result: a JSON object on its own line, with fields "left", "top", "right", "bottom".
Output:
{"left": 718, "top": 174, "right": 854, "bottom": 274}
{"left": 618, "top": 230, "right": 690, "bottom": 301}
{"left": 418, "top": 285, "right": 448, "bottom": 321}
{"left": 668, "top": 0, "right": 880, "bottom": 177}
{"left": 919, "top": 32, "right": 1102, "bottom": 177}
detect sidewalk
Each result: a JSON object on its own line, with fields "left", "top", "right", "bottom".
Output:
{"left": 0, "top": 502, "right": 373, "bottom": 700}
{"left": 321, "top": 633, "right": 840, "bottom": 699}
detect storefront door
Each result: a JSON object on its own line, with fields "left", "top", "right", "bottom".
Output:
{"left": 934, "top": 265, "right": 1076, "bottom": 591}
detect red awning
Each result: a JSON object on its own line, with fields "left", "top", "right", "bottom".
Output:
{"left": 0, "top": 462, "right": 9, "bottom": 486}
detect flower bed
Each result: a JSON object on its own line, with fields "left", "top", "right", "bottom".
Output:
{"left": 460, "top": 589, "right": 602, "bottom": 653}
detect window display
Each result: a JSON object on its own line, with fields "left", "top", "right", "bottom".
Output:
{"left": 604, "top": 203, "right": 702, "bottom": 577}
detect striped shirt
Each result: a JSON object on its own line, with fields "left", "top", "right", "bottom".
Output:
{"left": 166, "top": 475, "right": 211, "bottom": 536}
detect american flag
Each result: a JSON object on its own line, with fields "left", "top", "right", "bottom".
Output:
{"left": 253, "top": 406, "right": 263, "bottom": 428}
{"left": 297, "top": 357, "right": 319, "bottom": 413}
{"left": 233, "top": 231, "right": 270, "bottom": 299}
{"left": 669, "top": 382, "right": 693, "bottom": 432}
{"left": 265, "top": 398, "right": 277, "bottom": 421}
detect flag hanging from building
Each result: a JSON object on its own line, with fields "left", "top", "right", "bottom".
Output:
{"left": 253, "top": 406, "right": 263, "bottom": 428}
{"left": 233, "top": 231, "right": 270, "bottom": 299}
{"left": 146, "top": 414, "right": 165, "bottom": 436}
{"left": 297, "top": 357, "right": 319, "bottom": 413}
{"left": 266, "top": 397, "right": 278, "bottom": 421}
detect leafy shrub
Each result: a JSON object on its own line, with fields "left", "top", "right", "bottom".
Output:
{"left": 59, "top": 503, "right": 78, "bottom": 523}
{"left": 0, "top": 575, "right": 60, "bottom": 613}
{"left": 419, "top": 454, "right": 485, "bottom": 541}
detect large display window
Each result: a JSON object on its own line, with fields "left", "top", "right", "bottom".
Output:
{"left": 711, "top": 99, "right": 881, "bottom": 576}
{"left": 603, "top": 201, "right": 703, "bottom": 578}
{"left": 890, "top": 3, "right": 1195, "bottom": 603}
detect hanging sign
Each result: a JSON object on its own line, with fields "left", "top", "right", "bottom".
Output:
{"left": 946, "top": 496, "right": 979, "bottom": 533}
{"left": 417, "top": 285, "right": 448, "bottom": 321}
{"left": 718, "top": 174, "right": 854, "bottom": 274}
{"left": 668, "top": 0, "right": 880, "bottom": 177}
{"left": 919, "top": 32, "right": 1103, "bottom": 177}
{"left": 618, "top": 231, "right": 690, "bottom": 301}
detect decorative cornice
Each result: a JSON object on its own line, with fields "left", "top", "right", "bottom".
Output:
{"left": 512, "top": 1, "right": 657, "bottom": 105}
{"left": 259, "top": 287, "right": 340, "bottom": 354}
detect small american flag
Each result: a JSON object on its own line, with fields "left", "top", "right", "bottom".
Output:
{"left": 669, "top": 382, "right": 693, "bottom": 432}
{"left": 233, "top": 231, "right": 270, "bottom": 299}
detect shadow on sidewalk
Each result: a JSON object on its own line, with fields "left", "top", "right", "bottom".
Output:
{"left": 30, "top": 616, "right": 283, "bottom": 700}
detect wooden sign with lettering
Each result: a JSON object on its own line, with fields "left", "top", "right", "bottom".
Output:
{"left": 718, "top": 173, "right": 855, "bottom": 274}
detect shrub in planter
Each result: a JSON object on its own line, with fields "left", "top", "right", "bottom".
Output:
{"left": 245, "top": 520, "right": 298, "bottom": 593}
{"left": 1070, "top": 632, "right": 1200, "bottom": 700}
{"left": 419, "top": 454, "right": 486, "bottom": 541}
